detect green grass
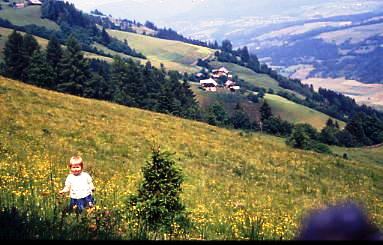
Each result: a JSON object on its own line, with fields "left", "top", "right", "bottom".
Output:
{"left": 0, "top": 4, "right": 59, "bottom": 30}
{"left": 0, "top": 76, "right": 382, "bottom": 240}
{"left": 265, "top": 93, "right": 345, "bottom": 130}
{"left": 91, "top": 42, "right": 146, "bottom": 63}
{"left": 191, "top": 83, "right": 343, "bottom": 130}
{"left": 331, "top": 145, "right": 383, "bottom": 167}
{"left": 107, "top": 29, "right": 215, "bottom": 73}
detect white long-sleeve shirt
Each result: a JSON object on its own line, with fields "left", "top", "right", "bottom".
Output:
{"left": 62, "top": 172, "right": 95, "bottom": 199}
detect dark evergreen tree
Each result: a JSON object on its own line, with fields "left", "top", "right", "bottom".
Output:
{"left": 336, "top": 130, "right": 357, "bottom": 147}
{"left": 110, "top": 56, "right": 135, "bottom": 106}
{"left": 296, "top": 123, "right": 319, "bottom": 141}
{"left": 239, "top": 46, "right": 250, "bottom": 63}
{"left": 221, "top": 39, "right": 233, "bottom": 52}
{"left": 127, "top": 147, "right": 189, "bottom": 237}
{"left": 57, "top": 35, "right": 90, "bottom": 96}
{"left": 319, "top": 126, "right": 339, "bottom": 145}
{"left": 345, "top": 113, "right": 372, "bottom": 146}
{"left": 178, "top": 81, "right": 200, "bottom": 119}
{"left": 206, "top": 103, "right": 228, "bottom": 126}
{"left": 27, "top": 50, "right": 54, "bottom": 88}
{"left": 262, "top": 116, "right": 293, "bottom": 136}
{"left": 286, "top": 126, "right": 311, "bottom": 150}
{"left": 3, "top": 31, "right": 24, "bottom": 79}
{"left": 101, "top": 27, "right": 111, "bottom": 44}
{"left": 326, "top": 118, "right": 334, "bottom": 128}
{"left": 46, "top": 35, "right": 63, "bottom": 85}
{"left": 230, "top": 110, "right": 251, "bottom": 129}
{"left": 260, "top": 101, "right": 272, "bottom": 121}
{"left": 20, "top": 33, "right": 41, "bottom": 81}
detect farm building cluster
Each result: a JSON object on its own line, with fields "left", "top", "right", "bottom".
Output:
{"left": 10, "top": 0, "right": 43, "bottom": 9}
{"left": 198, "top": 67, "right": 240, "bottom": 92}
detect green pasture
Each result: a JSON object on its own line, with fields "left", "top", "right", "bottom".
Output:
{"left": 265, "top": 93, "right": 345, "bottom": 130}
{"left": 107, "top": 29, "right": 215, "bottom": 73}
{"left": 0, "top": 4, "right": 59, "bottom": 30}
{"left": 331, "top": 145, "right": 383, "bottom": 167}
{"left": 91, "top": 42, "right": 146, "bottom": 63}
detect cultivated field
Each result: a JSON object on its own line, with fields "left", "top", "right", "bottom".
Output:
{"left": 1, "top": 77, "right": 382, "bottom": 240}
{"left": 302, "top": 77, "right": 383, "bottom": 111}
{"left": 317, "top": 22, "right": 383, "bottom": 45}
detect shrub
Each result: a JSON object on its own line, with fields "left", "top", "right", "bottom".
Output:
{"left": 127, "top": 146, "right": 190, "bottom": 239}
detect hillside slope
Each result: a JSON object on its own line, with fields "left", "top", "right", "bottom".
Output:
{"left": 0, "top": 3, "right": 59, "bottom": 30}
{"left": 0, "top": 76, "right": 382, "bottom": 239}
{"left": 107, "top": 29, "right": 215, "bottom": 73}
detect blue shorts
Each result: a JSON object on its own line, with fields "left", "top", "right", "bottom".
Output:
{"left": 69, "top": 194, "right": 94, "bottom": 213}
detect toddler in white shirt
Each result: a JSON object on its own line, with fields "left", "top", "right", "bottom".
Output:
{"left": 59, "top": 156, "right": 95, "bottom": 213}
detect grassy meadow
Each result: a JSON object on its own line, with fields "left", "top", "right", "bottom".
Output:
{"left": 265, "top": 93, "right": 346, "bottom": 130}
{"left": 331, "top": 145, "right": 383, "bottom": 167}
{"left": 0, "top": 76, "right": 383, "bottom": 240}
{"left": 191, "top": 83, "right": 343, "bottom": 130}
{"left": 0, "top": 4, "right": 59, "bottom": 30}
{"left": 107, "top": 29, "right": 215, "bottom": 73}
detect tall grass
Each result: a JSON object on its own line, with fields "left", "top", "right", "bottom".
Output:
{"left": 0, "top": 76, "right": 383, "bottom": 240}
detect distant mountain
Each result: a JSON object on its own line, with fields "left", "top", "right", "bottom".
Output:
{"left": 241, "top": 12, "right": 383, "bottom": 83}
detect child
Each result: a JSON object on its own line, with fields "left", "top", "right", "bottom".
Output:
{"left": 59, "top": 156, "right": 95, "bottom": 213}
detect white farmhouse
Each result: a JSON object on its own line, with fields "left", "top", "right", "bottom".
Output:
{"left": 200, "top": 78, "right": 218, "bottom": 92}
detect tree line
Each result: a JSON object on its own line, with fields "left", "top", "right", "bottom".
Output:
{"left": 3, "top": 29, "right": 383, "bottom": 152}
{"left": 39, "top": 0, "right": 145, "bottom": 59}
{"left": 1, "top": 31, "right": 200, "bottom": 119}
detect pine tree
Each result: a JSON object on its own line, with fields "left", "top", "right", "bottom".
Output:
{"left": 27, "top": 50, "right": 54, "bottom": 88}
{"left": 260, "top": 101, "right": 272, "bottom": 121}
{"left": 287, "top": 126, "right": 311, "bottom": 150}
{"left": 46, "top": 35, "right": 63, "bottom": 85}
{"left": 101, "top": 27, "right": 111, "bottom": 44}
{"left": 326, "top": 118, "right": 334, "bottom": 128}
{"left": 3, "top": 30, "right": 24, "bottom": 79}
{"left": 345, "top": 113, "right": 372, "bottom": 146}
{"left": 110, "top": 56, "right": 125, "bottom": 101}
{"left": 57, "top": 35, "right": 90, "bottom": 96}
{"left": 20, "top": 33, "right": 40, "bottom": 81}
{"left": 127, "top": 147, "right": 189, "bottom": 238}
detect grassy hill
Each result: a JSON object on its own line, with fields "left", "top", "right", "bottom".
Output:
{"left": 107, "top": 29, "right": 215, "bottom": 73}
{"left": 1, "top": 76, "right": 382, "bottom": 240}
{"left": 191, "top": 83, "right": 344, "bottom": 130}
{"left": 331, "top": 145, "right": 383, "bottom": 167}
{"left": 265, "top": 93, "right": 346, "bottom": 129}
{"left": 0, "top": 4, "right": 59, "bottom": 30}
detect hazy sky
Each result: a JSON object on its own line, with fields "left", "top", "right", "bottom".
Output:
{"left": 64, "top": 0, "right": 383, "bottom": 26}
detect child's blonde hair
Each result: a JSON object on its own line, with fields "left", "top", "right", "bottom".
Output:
{"left": 69, "top": 156, "right": 83, "bottom": 168}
